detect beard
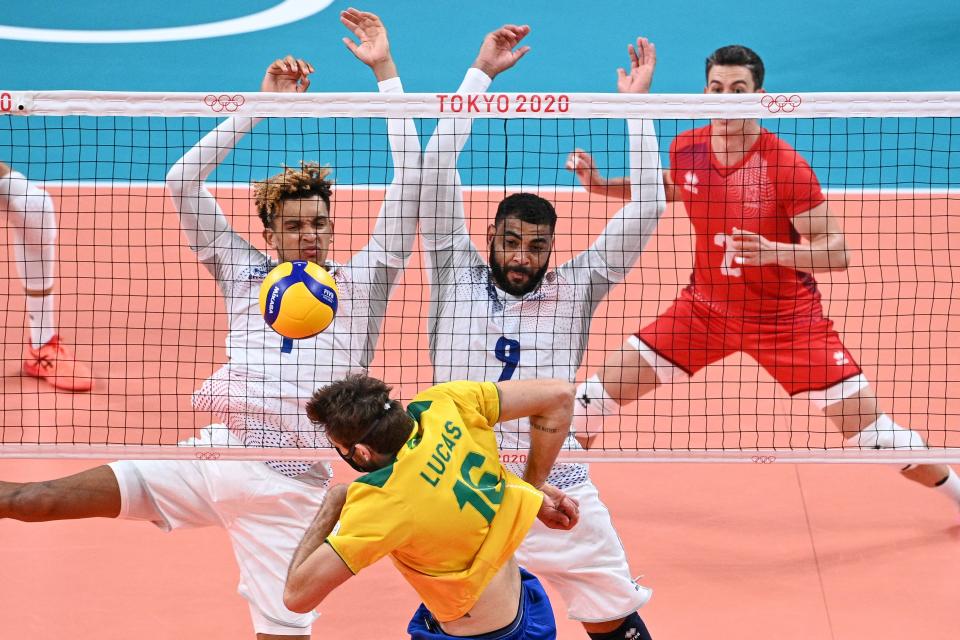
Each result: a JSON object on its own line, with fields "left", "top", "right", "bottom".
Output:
{"left": 489, "top": 247, "right": 550, "bottom": 297}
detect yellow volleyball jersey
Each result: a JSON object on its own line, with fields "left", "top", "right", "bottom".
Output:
{"left": 326, "top": 380, "right": 544, "bottom": 622}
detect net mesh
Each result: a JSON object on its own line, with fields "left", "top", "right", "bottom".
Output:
{"left": 1, "top": 90, "right": 959, "bottom": 462}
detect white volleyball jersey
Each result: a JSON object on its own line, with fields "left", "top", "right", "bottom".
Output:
{"left": 420, "top": 69, "right": 666, "bottom": 487}
{"left": 166, "top": 78, "right": 420, "bottom": 476}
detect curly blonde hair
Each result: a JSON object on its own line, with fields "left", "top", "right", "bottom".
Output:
{"left": 253, "top": 162, "right": 334, "bottom": 228}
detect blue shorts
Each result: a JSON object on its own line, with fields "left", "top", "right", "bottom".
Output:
{"left": 407, "top": 567, "right": 556, "bottom": 640}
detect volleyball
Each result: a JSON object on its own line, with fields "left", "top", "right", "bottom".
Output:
{"left": 258, "top": 261, "right": 339, "bottom": 339}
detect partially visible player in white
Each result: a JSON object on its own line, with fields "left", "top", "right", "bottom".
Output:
{"left": 0, "top": 10, "right": 419, "bottom": 639}
{"left": 420, "top": 29, "right": 664, "bottom": 640}
{"left": 0, "top": 161, "right": 93, "bottom": 391}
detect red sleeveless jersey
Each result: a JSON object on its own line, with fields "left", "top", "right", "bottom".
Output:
{"left": 669, "top": 125, "right": 827, "bottom": 320}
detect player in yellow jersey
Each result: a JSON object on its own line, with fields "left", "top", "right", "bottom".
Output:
{"left": 284, "top": 375, "right": 580, "bottom": 639}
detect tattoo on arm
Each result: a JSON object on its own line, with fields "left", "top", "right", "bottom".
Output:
{"left": 531, "top": 423, "right": 560, "bottom": 433}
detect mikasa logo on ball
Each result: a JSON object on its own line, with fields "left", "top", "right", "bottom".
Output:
{"left": 268, "top": 286, "right": 281, "bottom": 314}
{"left": 322, "top": 289, "right": 335, "bottom": 303}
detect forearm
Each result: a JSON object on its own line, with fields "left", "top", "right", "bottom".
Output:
{"left": 587, "top": 177, "right": 631, "bottom": 200}
{"left": 166, "top": 116, "right": 259, "bottom": 250}
{"left": 523, "top": 410, "right": 571, "bottom": 488}
{"left": 420, "top": 68, "right": 491, "bottom": 245}
{"left": 496, "top": 379, "right": 575, "bottom": 487}
{"left": 288, "top": 485, "right": 348, "bottom": 576}
{"left": 589, "top": 119, "right": 667, "bottom": 274}
{"left": 772, "top": 236, "right": 850, "bottom": 272}
{"left": 370, "top": 76, "right": 421, "bottom": 261}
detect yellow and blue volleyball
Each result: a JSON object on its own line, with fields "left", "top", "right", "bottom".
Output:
{"left": 258, "top": 261, "right": 339, "bottom": 339}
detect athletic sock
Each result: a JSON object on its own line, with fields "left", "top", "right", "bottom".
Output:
{"left": 934, "top": 468, "right": 960, "bottom": 506}
{"left": 26, "top": 293, "right": 56, "bottom": 348}
{"left": 587, "top": 612, "right": 652, "bottom": 640}
{"left": 573, "top": 374, "right": 619, "bottom": 434}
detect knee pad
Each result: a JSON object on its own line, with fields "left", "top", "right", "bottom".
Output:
{"left": 3, "top": 175, "right": 57, "bottom": 291}
{"left": 847, "top": 414, "right": 927, "bottom": 450}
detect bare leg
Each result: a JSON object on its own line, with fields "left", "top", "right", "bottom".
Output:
{"left": 823, "top": 387, "right": 952, "bottom": 487}
{"left": 597, "top": 341, "right": 661, "bottom": 405}
{"left": 575, "top": 341, "right": 663, "bottom": 448}
{"left": 0, "top": 465, "right": 121, "bottom": 521}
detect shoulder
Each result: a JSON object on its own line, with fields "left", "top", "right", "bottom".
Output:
{"left": 234, "top": 253, "right": 275, "bottom": 283}
{"left": 760, "top": 129, "right": 805, "bottom": 162}
{"left": 671, "top": 126, "right": 707, "bottom": 153}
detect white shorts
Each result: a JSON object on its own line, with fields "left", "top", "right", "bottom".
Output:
{"left": 514, "top": 479, "right": 652, "bottom": 623}
{"left": 108, "top": 425, "right": 328, "bottom": 636}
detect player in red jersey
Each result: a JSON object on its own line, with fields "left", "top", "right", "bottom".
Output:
{"left": 569, "top": 43, "right": 960, "bottom": 507}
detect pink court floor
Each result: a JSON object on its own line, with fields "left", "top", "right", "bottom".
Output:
{"left": 1, "top": 188, "right": 959, "bottom": 638}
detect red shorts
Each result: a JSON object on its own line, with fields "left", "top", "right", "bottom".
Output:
{"left": 636, "top": 289, "right": 863, "bottom": 396}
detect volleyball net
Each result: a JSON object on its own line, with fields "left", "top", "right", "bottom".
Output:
{"left": 1, "top": 89, "right": 959, "bottom": 462}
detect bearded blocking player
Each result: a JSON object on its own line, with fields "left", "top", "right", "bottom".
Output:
{"left": 419, "top": 28, "right": 664, "bottom": 640}
{"left": 0, "top": 10, "right": 424, "bottom": 638}
{"left": 569, "top": 44, "right": 960, "bottom": 507}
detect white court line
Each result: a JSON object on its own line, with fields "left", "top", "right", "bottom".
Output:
{"left": 0, "top": 0, "right": 333, "bottom": 43}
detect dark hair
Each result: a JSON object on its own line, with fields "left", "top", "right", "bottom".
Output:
{"left": 253, "top": 162, "right": 334, "bottom": 229}
{"left": 706, "top": 45, "right": 765, "bottom": 89}
{"left": 306, "top": 374, "right": 410, "bottom": 456}
{"left": 494, "top": 192, "right": 557, "bottom": 231}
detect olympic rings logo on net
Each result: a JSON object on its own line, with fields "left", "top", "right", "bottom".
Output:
{"left": 204, "top": 94, "right": 246, "bottom": 113}
{"left": 760, "top": 94, "right": 802, "bottom": 113}
{"left": 751, "top": 455, "right": 777, "bottom": 464}
{"left": 194, "top": 451, "right": 222, "bottom": 460}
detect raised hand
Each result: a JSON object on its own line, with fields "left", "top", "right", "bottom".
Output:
{"left": 472, "top": 24, "right": 531, "bottom": 79}
{"left": 536, "top": 483, "right": 580, "bottom": 530}
{"left": 617, "top": 36, "right": 656, "bottom": 94}
{"left": 340, "top": 7, "right": 397, "bottom": 81}
{"left": 261, "top": 55, "right": 314, "bottom": 93}
{"left": 565, "top": 149, "right": 605, "bottom": 189}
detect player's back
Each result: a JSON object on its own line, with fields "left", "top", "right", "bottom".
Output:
{"left": 328, "top": 381, "right": 543, "bottom": 627}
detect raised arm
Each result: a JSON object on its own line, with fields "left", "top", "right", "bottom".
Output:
{"left": 341, "top": 9, "right": 421, "bottom": 268}
{"left": 420, "top": 25, "right": 530, "bottom": 253}
{"left": 568, "top": 37, "right": 667, "bottom": 281}
{"left": 165, "top": 56, "right": 313, "bottom": 269}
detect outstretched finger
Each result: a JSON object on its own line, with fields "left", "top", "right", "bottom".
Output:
{"left": 342, "top": 36, "right": 361, "bottom": 57}
{"left": 643, "top": 38, "right": 657, "bottom": 66}
{"left": 636, "top": 38, "right": 646, "bottom": 66}
{"left": 627, "top": 43, "right": 640, "bottom": 69}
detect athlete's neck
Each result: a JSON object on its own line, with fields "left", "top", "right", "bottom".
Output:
{"left": 709, "top": 120, "right": 762, "bottom": 168}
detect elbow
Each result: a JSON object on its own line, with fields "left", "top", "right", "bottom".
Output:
{"left": 282, "top": 583, "right": 317, "bottom": 615}
{"left": 553, "top": 380, "right": 576, "bottom": 412}
{"left": 830, "top": 241, "right": 852, "bottom": 272}
{"left": 165, "top": 163, "right": 188, "bottom": 197}
{"left": 165, "top": 161, "right": 203, "bottom": 198}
